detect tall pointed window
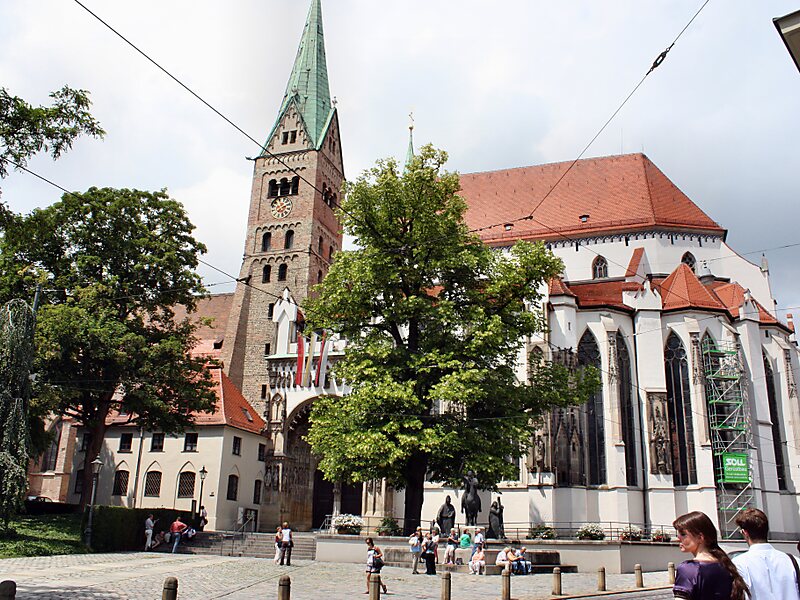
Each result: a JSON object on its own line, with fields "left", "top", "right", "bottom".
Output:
{"left": 261, "top": 232, "right": 271, "bottom": 252}
{"left": 617, "top": 332, "right": 637, "bottom": 486}
{"left": 664, "top": 333, "right": 697, "bottom": 485}
{"left": 681, "top": 252, "right": 696, "bottom": 273}
{"left": 284, "top": 230, "right": 294, "bottom": 249}
{"left": 763, "top": 353, "right": 787, "bottom": 490}
{"left": 262, "top": 265, "right": 271, "bottom": 283}
{"left": 579, "top": 331, "right": 606, "bottom": 485}
{"left": 592, "top": 256, "right": 608, "bottom": 279}
{"left": 278, "top": 264, "right": 288, "bottom": 282}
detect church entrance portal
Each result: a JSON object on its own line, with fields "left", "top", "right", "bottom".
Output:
{"left": 312, "top": 470, "right": 363, "bottom": 529}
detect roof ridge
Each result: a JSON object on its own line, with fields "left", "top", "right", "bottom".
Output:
{"left": 460, "top": 152, "right": 648, "bottom": 178}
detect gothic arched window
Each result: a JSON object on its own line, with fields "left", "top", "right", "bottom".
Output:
{"left": 261, "top": 232, "right": 271, "bottom": 252}
{"left": 616, "top": 332, "right": 637, "bottom": 486}
{"left": 592, "top": 256, "right": 608, "bottom": 279}
{"left": 262, "top": 265, "right": 271, "bottom": 283}
{"left": 579, "top": 331, "right": 606, "bottom": 485}
{"left": 664, "top": 333, "right": 697, "bottom": 486}
{"left": 277, "top": 263, "right": 288, "bottom": 282}
{"left": 40, "top": 420, "right": 62, "bottom": 472}
{"left": 284, "top": 230, "right": 294, "bottom": 250}
{"left": 763, "top": 353, "right": 787, "bottom": 490}
{"left": 682, "top": 252, "right": 696, "bottom": 273}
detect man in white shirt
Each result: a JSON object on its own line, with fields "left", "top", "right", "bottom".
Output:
{"left": 472, "top": 527, "right": 485, "bottom": 558}
{"left": 144, "top": 514, "right": 156, "bottom": 551}
{"left": 732, "top": 508, "right": 800, "bottom": 599}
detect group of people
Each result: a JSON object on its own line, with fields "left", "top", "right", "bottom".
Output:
{"left": 143, "top": 514, "right": 197, "bottom": 553}
{"left": 272, "top": 522, "right": 294, "bottom": 566}
{"left": 672, "top": 508, "right": 799, "bottom": 600}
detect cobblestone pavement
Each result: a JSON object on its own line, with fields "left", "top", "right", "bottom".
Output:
{"left": 0, "top": 553, "right": 672, "bottom": 599}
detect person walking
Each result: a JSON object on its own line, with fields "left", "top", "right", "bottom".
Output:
{"left": 732, "top": 508, "right": 800, "bottom": 599}
{"left": 273, "top": 525, "right": 282, "bottom": 564}
{"left": 144, "top": 514, "right": 156, "bottom": 551}
{"left": 469, "top": 543, "right": 486, "bottom": 575}
{"left": 672, "top": 511, "right": 749, "bottom": 600}
{"left": 170, "top": 515, "right": 188, "bottom": 554}
{"left": 279, "top": 521, "right": 293, "bottom": 566}
{"left": 421, "top": 532, "right": 437, "bottom": 575}
{"left": 365, "top": 537, "right": 388, "bottom": 595}
{"left": 408, "top": 527, "right": 423, "bottom": 574}
{"left": 445, "top": 528, "right": 459, "bottom": 564}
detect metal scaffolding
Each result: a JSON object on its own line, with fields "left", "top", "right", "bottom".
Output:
{"left": 702, "top": 338, "right": 755, "bottom": 539}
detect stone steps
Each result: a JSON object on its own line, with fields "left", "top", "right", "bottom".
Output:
{"left": 178, "top": 531, "right": 316, "bottom": 560}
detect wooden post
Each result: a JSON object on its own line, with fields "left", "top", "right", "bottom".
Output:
{"left": 668, "top": 562, "right": 676, "bottom": 584}
{"left": 634, "top": 563, "right": 644, "bottom": 588}
{"left": 552, "top": 566, "right": 562, "bottom": 596}
{"left": 0, "top": 581, "right": 16, "bottom": 600}
{"left": 162, "top": 577, "right": 178, "bottom": 600}
{"left": 277, "top": 575, "right": 291, "bottom": 600}
{"left": 597, "top": 566, "right": 606, "bottom": 591}
{"left": 441, "top": 572, "right": 451, "bottom": 600}
{"left": 369, "top": 574, "right": 381, "bottom": 600}
{"left": 501, "top": 567, "right": 511, "bottom": 600}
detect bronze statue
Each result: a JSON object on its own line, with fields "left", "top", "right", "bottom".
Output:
{"left": 461, "top": 470, "right": 481, "bottom": 526}
{"left": 436, "top": 495, "right": 456, "bottom": 534}
{"left": 488, "top": 496, "right": 505, "bottom": 539}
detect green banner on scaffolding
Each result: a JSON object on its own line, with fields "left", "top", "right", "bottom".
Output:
{"left": 721, "top": 453, "right": 750, "bottom": 483}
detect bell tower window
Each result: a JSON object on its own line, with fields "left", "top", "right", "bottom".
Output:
{"left": 279, "top": 178, "right": 291, "bottom": 196}
{"left": 284, "top": 230, "right": 295, "bottom": 249}
{"left": 262, "top": 265, "right": 271, "bottom": 283}
{"left": 291, "top": 176, "right": 300, "bottom": 195}
{"left": 261, "top": 232, "right": 271, "bottom": 252}
{"left": 268, "top": 179, "right": 278, "bottom": 198}
{"left": 278, "top": 264, "right": 288, "bottom": 281}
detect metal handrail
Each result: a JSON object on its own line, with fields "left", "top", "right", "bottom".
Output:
{"left": 225, "top": 515, "right": 255, "bottom": 555}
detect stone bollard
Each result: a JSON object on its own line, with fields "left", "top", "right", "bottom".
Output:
{"left": 368, "top": 574, "right": 381, "bottom": 600}
{"left": 634, "top": 564, "right": 644, "bottom": 588}
{"left": 552, "top": 566, "right": 562, "bottom": 596}
{"left": 597, "top": 566, "right": 606, "bottom": 591}
{"left": 668, "top": 562, "right": 676, "bottom": 584}
{"left": 441, "top": 572, "right": 451, "bottom": 600}
{"left": 501, "top": 567, "right": 511, "bottom": 600}
{"left": 0, "top": 580, "right": 16, "bottom": 600}
{"left": 278, "top": 575, "right": 291, "bottom": 600}
{"left": 162, "top": 576, "right": 178, "bottom": 600}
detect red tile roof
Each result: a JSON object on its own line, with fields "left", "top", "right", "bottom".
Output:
{"left": 548, "top": 277, "right": 576, "bottom": 297}
{"left": 709, "top": 282, "right": 779, "bottom": 326}
{"left": 654, "top": 264, "right": 727, "bottom": 313}
{"left": 625, "top": 247, "right": 645, "bottom": 277}
{"left": 106, "top": 366, "right": 265, "bottom": 435}
{"left": 567, "top": 280, "right": 642, "bottom": 312}
{"left": 173, "top": 293, "right": 234, "bottom": 358}
{"left": 459, "top": 153, "right": 725, "bottom": 245}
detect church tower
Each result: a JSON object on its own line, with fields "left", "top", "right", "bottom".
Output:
{"left": 222, "top": 0, "right": 344, "bottom": 413}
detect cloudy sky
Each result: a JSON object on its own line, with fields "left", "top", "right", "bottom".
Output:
{"left": 2, "top": 1, "right": 799, "bottom": 314}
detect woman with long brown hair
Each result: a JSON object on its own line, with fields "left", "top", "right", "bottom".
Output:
{"left": 672, "top": 511, "right": 749, "bottom": 600}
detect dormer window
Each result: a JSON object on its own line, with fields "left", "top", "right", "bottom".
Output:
{"left": 592, "top": 256, "right": 608, "bottom": 279}
{"left": 281, "top": 130, "right": 297, "bottom": 145}
{"left": 579, "top": 214, "right": 590, "bottom": 223}
{"left": 681, "top": 252, "right": 696, "bottom": 273}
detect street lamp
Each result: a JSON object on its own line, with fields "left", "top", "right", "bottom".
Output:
{"left": 84, "top": 456, "right": 103, "bottom": 549}
{"left": 198, "top": 466, "right": 208, "bottom": 530}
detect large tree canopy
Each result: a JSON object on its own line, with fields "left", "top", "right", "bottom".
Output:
{"left": 0, "top": 187, "right": 216, "bottom": 503}
{"left": 305, "top": 146, "right": 598, "bottom": 532}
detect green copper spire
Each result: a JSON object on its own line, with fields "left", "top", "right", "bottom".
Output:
{"left": 404, "top": 113, "right": 415, "bottom": 169}
{"left": 265, "top": 0, "right": 333, "bottom": 150}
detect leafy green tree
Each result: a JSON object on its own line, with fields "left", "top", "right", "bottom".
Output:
{"left": 0, "top": 299, "right": 35, "bottom": 529}
{"left": 0, "top": 86, "right": 104, "bottom": 179}
{"left": 305, "top": 146, "right": 598, "bottom": 532}
{"left": 0, "top": 187, "right": 216, "bottom": 503}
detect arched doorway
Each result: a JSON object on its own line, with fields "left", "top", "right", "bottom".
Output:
{"left": 311, "top": 471, "right": 363, "bottom": 529}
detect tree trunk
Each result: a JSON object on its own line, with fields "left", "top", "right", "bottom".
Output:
{"left": 79, "top": 419, "right": 108, "bottom": 506}
{"left": 402, "top": 454, "right": 428, "bottom": 535}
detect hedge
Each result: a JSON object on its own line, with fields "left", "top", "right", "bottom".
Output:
{"left": 81, "top": 506, "right": 197, "bottom": 552}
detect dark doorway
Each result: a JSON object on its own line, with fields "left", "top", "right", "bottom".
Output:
{"left": 311, "top": 470, "right": 363, "bottom": 529}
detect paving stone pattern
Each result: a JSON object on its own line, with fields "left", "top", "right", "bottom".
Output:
{"left": 0, "top": 553, "right": 672, "bottom": 599}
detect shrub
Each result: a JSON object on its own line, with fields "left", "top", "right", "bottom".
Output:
{"left": 528, "top": 523, "right": 556, "bottom": 539}
{"left": 375, "top": 516, "right": 401, "bottom": 536}
{"left": 332, "top": 513, "right": 363, "bottom": 534}
{"left": 619, "top": 525, "right": 642, "bottom": 541}
{"left": 576, "top": 523, "right": 606, "bottom": 540}
{"left": 82, "top": 506, "right": 196, "bottom": 552}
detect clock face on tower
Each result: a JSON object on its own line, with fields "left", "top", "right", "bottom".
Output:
{"left": 270, "top": 197, "right": 293, "bottom": 219}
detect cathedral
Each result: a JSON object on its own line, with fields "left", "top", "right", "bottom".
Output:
{"left": 37, "top": 0, "right": 799, "bottom": 540}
